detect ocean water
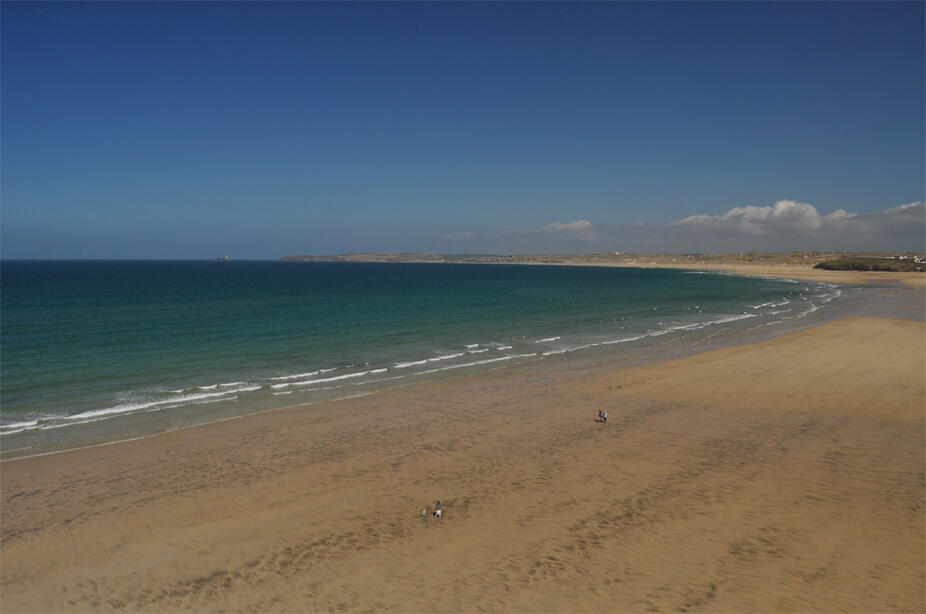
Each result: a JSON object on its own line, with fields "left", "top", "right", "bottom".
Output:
{"left": 1, "top": 260, "right": 847, "bottom": 457}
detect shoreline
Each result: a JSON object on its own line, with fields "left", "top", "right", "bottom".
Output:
{"left": 2, "top": 270, "right": 920, "bottom": 464}
{"left": 435, "top": 259, "right": 926, "bottom": 288}
{"left": 280, "top": 254, "right": 926, "bottom": 288}
{"left": 1, "top": 270, "right": 874, "bottom": 463}
{"left": 2, "top": 287, "right": 923, "bottom": 611}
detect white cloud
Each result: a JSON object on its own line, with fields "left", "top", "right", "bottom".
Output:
{"left": 854, "top": 201, "right": 925, "bottom": 236}
{"left": 482, "top": 220, "right": 594, "bottom": 239}
{"left": 435, "top": 201, "right": 924, "bottom": 254}
{"left": 670, "top": 199, "right": 857, "bottom": 236}
{"left": 541, "top": 220, "right": 593, "bottom": 233}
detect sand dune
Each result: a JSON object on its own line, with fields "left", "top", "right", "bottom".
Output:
{"left": 2, "top": 317, "right": 923, "bottom": 612}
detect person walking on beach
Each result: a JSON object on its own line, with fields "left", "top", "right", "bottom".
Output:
{"left": 433, "top": 500, "right": 442, "bottom": 518}
{"left": 602, "top": 410, "right": 608, "bottom": 424}
{"left": 598, "top": 409, "right": 604, "bottom": 422}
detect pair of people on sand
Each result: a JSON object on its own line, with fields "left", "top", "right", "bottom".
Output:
{"left": 421, "top": 500, "right": 442, "bottom": 518}
{"left": 598, "top": 409, "right": 608, "bottom": 423}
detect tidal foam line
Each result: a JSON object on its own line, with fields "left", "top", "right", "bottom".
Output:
{"left": 0, "top": 420, "right": 44, "bottom": 436}
{"left": 394, "top": 353, "right": 464, "bottom": 369}
{"left": 600, "top": 335, "right": 645, "bottom": 345}
{"left": 1, "top": 419, "right": 42, "bottom": 432}
{"left": 705, "top": 313, "right": 757, "bottom": 325}
{"left": 61, "top": 386, "right": 258, "bottom": 424}
{"left": 270, "top": 370, "right": 370, "bottom": 389}
{"left": 199, "top": 381, "right": 247, "bottom": 389}
{"left": 417, "top": 353, "right": 537, "bottom": 375}
{"left": 269, "top": 371, "right": 320, "bottom": 381}
{"left": 98, "top": 389, "right": 244, "bottom": 415}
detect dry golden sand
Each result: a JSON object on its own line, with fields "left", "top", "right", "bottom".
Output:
{"left": 616, "top": 261, "right": 926, "bottom": 288}
{"left": 2, "top": 317, "right": 924, "bottom": 613}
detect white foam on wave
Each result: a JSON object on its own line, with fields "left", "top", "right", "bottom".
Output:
{"left": 394, "top": 359, "right": 429, "bottom": 368}
{"left": 417, "top": 353, "right": 537, "bottom": 375}
{"left": 394, "top": 353, "right": 464, "bottom": 369}
{"left": 535, "top": 336, "right": 561, "bottom": 343}
{"left": 1, "top": 419, "right": 45, "bottom": 435}
{"left": 2, "top": 419, "right": 42, "bottom": 431}
{"left": 14, "top": 400, "right": 229, "bottom": 436}
{"left": 761, "top": 276, "right": 800, "bottom": 283}
{"left": 542, "top": 337, "right": 634, "bottom": 357}
{"left": 281, "top": 370, "right": 411, "bottom": 395}
{"left": 191, "top": 395, "right": 240, "bottom": 407}
{"left": 600, "top": 335, "right": 645, "bottom": 345}
{"left": 578, "top": 312, "right": 759, "bottom": 353}
{"left": 67, "top": 385, "right": 263, "bottom": 423}
{"left": 497, "top": 345, "right": 513, "bottom": 351}
{"left": 636, "top": 317, "right": 725, "bottom": 338}
{"left": 270, "top": 370, "right": 370, "bottom": 390}
{"left": 700, "top": 313, "right": 757, "bottom": 326}
{"left": 686, "top": 269, "right": 736, "bottom": 276}
{"left": 799, "top": 302, "right": 820, "bottom": 316}
{"left": 468, "top": 348, "right": 489, "bottom": 354}
{"left": 14, "top": 384, "right": 264, "bottom": 433}
{"left": 269, "top": 371, "right": 320, "bottom": 381}
{"left": 661, "top": 322, "right": 703, "bottom": 333}
{"left": 197, "top": 381, "right": 245, "bottom": 390}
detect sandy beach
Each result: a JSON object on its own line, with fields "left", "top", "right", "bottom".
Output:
{"left": 2, "top": 311, "right": 924, "bottom": 612}
{"left": 282, "top": 253, "right": 926, "bottom": 289}
{"left": 4, "top": 0, "right": 923, "bottom": 610}
{"left": 615, "top": 261, "right": 926, "bottom": 289}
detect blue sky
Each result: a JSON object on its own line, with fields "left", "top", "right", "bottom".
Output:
{"left": 2, "top": 1, "right": 923, "bottom": 258}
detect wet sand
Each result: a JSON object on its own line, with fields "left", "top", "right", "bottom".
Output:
{"left": 2, "top": 316, "right": 923, "bottom": 613}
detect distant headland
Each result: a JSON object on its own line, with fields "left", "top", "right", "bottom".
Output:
{"left": 281, "top": 251, "right": 926, "bottom": 287}
{"left": 282, "top": 250, "right": 923, "bottom": 269}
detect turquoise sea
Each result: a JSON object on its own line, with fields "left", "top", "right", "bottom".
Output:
{"left": 1, "top": 261, "right": 848, "bottom": 457}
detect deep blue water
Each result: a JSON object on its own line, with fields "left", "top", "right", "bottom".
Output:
{"left": 1, "top": 260, "right": 843, "bottom": 455}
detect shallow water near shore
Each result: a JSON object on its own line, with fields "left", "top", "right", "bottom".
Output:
{"left": 1, "top": 260, "right": 859, "bottom": 457}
